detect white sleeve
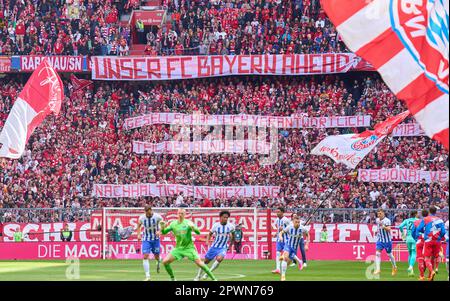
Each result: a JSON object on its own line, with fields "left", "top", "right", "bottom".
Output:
{"left": 211, "top": 222, "right": 219, "bottom": 234}
{"left": 283, "top": 225, "right": 292, "bottom": 234}
{"left": 301, "top": 225, "right": 309, "bottom": 233}
{"left": 138, "top": 215, "right": 145, "bottom": 225}
{"left": 384, "top": 219, "right": 391, "bottom": 227}
{"left": 229, "top": 223, "right": 236, "bottom": 232}
{"left": 155, "top": 213, "right": 163, "bottom": 222}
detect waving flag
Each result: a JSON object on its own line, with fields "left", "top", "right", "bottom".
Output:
{"left": 321, "top": 0, "right": 449, "bottom": 150}
{"left": 0, "top": 59, "right": 64, "bottom": 159}
{"left": 311, "top": 111, "right": 410, "bottom": 169}
{"left": 70, "top": 74, "right": 93, "bottom": 98}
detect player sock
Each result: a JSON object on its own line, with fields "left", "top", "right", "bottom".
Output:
{"left": 210, "top": 260, "right": 220, "bottom": 272}
{"left": 434, "top": 257, "right": 439, "bottom": 272}
{"left": 143, "top": 259, "right": 150, "bottom": 277}
{"left": 275, "top": 251, "right": 281, "bottom": 270}
{"left": 281, "top": 261, "right": 287, "bottom": 276}
{"left": 196, "top": 268, "right": 204, "bottom": 279}
{"left": 409, "top": 249, "right": 416, "bottom": 269}
{"left": 418, "top": 257, "right": 425, "bottom": 278}
{"left": 375, "top": 251, "right": 381, "bottom": 272}
{"left": 387, "top": 252, "right": 397, "bottom": 268}
{"left": 425, "top": 258, "right": 434, "bottom": 276}
{"left": 200, "top": 264, "right": 216, "bottom": 280}
{"left": 164, "top": 263, "right": 175, "bottom": 279}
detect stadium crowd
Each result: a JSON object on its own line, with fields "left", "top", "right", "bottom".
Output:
{"left": 0, "top": 73, "right": 448, "bottom": 223}
{"left": 0, "top": 0, "right": 133, "bottom": 56}
{"left": 153, "top": 0, "right": 346, "bottom": 55}
{"left": 1, "top": 0, "right": 346, "bottom": 56}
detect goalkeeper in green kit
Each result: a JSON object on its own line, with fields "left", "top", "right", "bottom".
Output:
{"left": 159, "top": 208, "right": 217, "bottom": 281}
{"left": 398, "top": 210, "right": 419, "bottom": 276}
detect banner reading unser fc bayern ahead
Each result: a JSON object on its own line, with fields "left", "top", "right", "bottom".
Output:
{"left": 91, "top": 53, "right": 368, "bottom": 80}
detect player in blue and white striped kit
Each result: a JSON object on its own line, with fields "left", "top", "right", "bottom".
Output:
{"left": 373, "top": 209, "right": 397, "bottom": 277}
{"left": 137, "top": 206, "right": 163, "bottom": 281}
{"left": 194, "top": 210, "right": 235, "bottom": 281}
{"left": 272, "top": 207, "right": 291, "bottom": 274}
{"left": 278, "top": 215, "right": 309, "bottom": 281}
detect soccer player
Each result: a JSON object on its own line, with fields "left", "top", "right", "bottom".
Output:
{"left": 398, "top": 210, "right": 419, "bottom": 276}
{"left": 412, "top": 209, "right": 430, "bottom": 280}
{"left": 373, "top": 209, "right": 398, "bottom": 276}
{"left": 416, "top": 206, "right": 446, "bottom": 281}
{"left": 137, "top": 206, "right": 163, "bottom": 281}
{"left": 160, "top": 208, "right": 216, "bottom": 281}
{"left": 194, "top": 210, "right": 235, "bottom": 281}
{"left": 278, "top": 215, "right": 309, "bottom": 281}
{"left": 272, "top": 207, "right": 291, "bottom": 274}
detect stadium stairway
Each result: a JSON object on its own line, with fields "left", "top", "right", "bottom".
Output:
{"left": 130, "top": 44, "right": 146, "bottom": 56}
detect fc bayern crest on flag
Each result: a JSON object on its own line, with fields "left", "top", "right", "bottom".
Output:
{"left": 390, "top": 0, "right": 449, "bottom": 94}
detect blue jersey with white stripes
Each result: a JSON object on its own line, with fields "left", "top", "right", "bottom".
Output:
{"left": 210, "top": 222, "right": 235, "bottom": 248}
{"left": 139, "top": 213, "right": 163, "bottom": 241}
{"left": 284, "top": 224, "right": 308, "bottom": 249}
{"left": 376, "top": 217, "right": 392, "bottom": 243}
{"left": 276, "top": 216, "right": 291, "bottom": 242}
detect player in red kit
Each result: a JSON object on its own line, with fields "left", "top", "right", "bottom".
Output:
{"left": 412, "top": 209, "right": 428, "bottom": 280}
{"left": 415, "top": 206, "right": 447, "bottom": 281}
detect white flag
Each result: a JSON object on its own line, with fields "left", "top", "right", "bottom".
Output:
{"left": 311, "top": 111, "right": 410, "bottom": 169}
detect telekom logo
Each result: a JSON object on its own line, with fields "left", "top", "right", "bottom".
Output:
{"left": 352, "top": 245, "right": 365, "bottom": 260}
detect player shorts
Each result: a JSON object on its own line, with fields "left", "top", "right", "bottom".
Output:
{"left": 446, "top": 242, "right": 448, "bottom": 260}
{"left": 376, "top": 241, "right": 393, "bottom": 253}
{"left": 416, "top": 242, "right": 424, "bottom": 258}
{"left": 205, "top": 247, "right": 227, "bottom": 261}
{"left": 276, "top": 241, "right": 285, "bottom": 252}
{"left": 171, "top": 247, "right": 200, "bottom": 261}
{"left": 283, "top": 245, "right": 298, "bottom": 260}
{"left": 142, "top": 239, "right": 160, "bottom": 255}
{"left": 423, "top": 241, "right": 441, "bottom": 258}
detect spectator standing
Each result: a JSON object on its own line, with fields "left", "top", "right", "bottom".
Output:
{"left": 13, "top": 227, "right": 23, "bottom": 242}
{"left": 136, "top": 18, "right": 145, "bottom": 44}
{"left": 60, "top": 224, "right": 73, "bottom": 242}
{"left": 234, "top": 224, "right": 243, "bottom": 254}
{"left": 319, "top": 225, "right": 328, "bottom": 242}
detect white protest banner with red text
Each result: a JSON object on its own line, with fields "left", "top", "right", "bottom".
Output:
{"left": 20, "top": 56, "right": 84, "bottom": 72}
{"left": 132, "top": 140, "right": 271, "bottom": 154}
{"left": 92, "top": 53, "right": 363, "bottom": 80}
{"left": 92, "top": 184, "right": 281, "bottom": 199}
{"left": 392, "top": 123, "right": 425, "bottom": 137}
{"left": 358, "top": 169, "right": 449, "bottom": 184}
{"left": 123, "top": 112, "right": 371, "bottom": 130}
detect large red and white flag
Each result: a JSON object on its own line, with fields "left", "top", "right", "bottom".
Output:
{"left": 321, "top": 0, "right": 449, "bottom": 150}
{"left": 0, "top": 59, "right": 64, "bottom": 159}
{"left": 311, "top": 111, "right": 410, "bottom": 168}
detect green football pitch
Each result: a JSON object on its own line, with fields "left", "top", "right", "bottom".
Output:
{"left": 0, "top": 260, "right": 447, "bottom": 281}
